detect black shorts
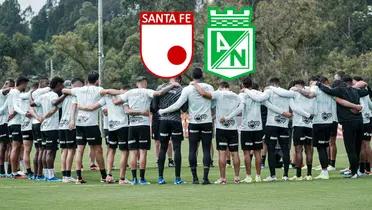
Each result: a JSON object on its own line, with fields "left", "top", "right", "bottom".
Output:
{"left": 0, "top": 124, "right": 9, "bottom": 143}
{"left": 152, "top": 119, "right": 160, "bottom": 140}
{"left": 215, "top": 129, "right": 238, "bottom": 152}
{"left": 21, "top": 130, "right": 33, "bottom": 141}
{"left": 188, "top": 123, "right": 213, "bottom": 144}
{"left": 8, "top": 125, "right": 22, "bottom": 142}
{"left": 108, "top": 127, "right": 129, "bottom": 150}
{"left": 104, "top": 129, "right": 109, "bottom": 145}
{"left": 159, "top": 120, "right": 183, "bottom": 142}
{"left": 292, "top": 126, "right": 312, "bottom": 146}
{"left": 128, "top": 126, "right": 151, "bottom": 150}
{"left": 312, "top": 123, "right": 332, "bottom": 147}
{"left": 59, "top": 129, "right": 76, "bottom": 149}
{"left": 264, "top": 126, "right": 290, "bottom": 145}
{"left": 76, "top": 126, "right": 102, "bottom": 146}
{"left": 330, "top": 122, "right": 338, "bottom": 137}
{"left": 32, "top": 124, "right": 43, "bottom": 148}
{"left": 241, "top": 130, "right": 264, "bottom": 151}
{"left": 362, "top": 122, "right": 372, "bottom": 141}
{"left": 42, "top": 130, "right": 59, "bottom": 151}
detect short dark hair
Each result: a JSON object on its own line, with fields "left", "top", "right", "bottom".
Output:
{"left": 252, "top": 82, "right": 259, "bottom": 90}
{"left": 50, "top": 77, "right": 64, "bottom": 89}
{"left": 192, "top": 68, "right": 203, "bottom": 80}
{"left": 135, "top": 76, "right": 147, "bottom": 82}
{"left": 72, "top": 78, "right": 84, "bottom": 84}
{"left": 268, "top": 77, "right": 280, "bottom": 86}
{"left": 16, "top": 76, "right": 29, "bottom": 87}
{"left": 319, "top": 76, "right": 329, "bottom": 84}
{"left": 309, "top": 75, "right": 320, "bottom": 82}
{"left": 219, "top": 81, "right": 229, "bottom": 89}
{"left": 175, "top": 76, "right": 182, "bottom": 83}
{"left": 7, "top": 79, "right": 15, "bottom": 87}
{"left": 353, "top": 76, "right": 363, "bottom": 82}
{"left": 242, "top": 77, "right": 253, "bottom": 88}
{"left": 122, "top": 85, "right": 131, "bottom": 90}
{"left": 32, "top": 82, "right": 39, "bottom": 89}
{"left": 342, "top": 75, "right": 353, "bottom": 83}
{"left": 87, "top": 71, "right": 99, "bottom": 84}
{"left": 293, "top": 80, "right": 305, "bottom": 87}
{"left": 336, "top": 71, "right": 345, "bottom": 79}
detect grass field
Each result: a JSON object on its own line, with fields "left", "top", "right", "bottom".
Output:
{"left": 0, "top": 140, "right": 371, "bottom": 210}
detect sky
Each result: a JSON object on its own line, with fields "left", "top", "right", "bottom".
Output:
{"left": 0, "top": 0, "right": 47, "bottom": 14}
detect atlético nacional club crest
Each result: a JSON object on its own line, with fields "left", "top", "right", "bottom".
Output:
{"left": 204, "top": 7, "right": 256, "bottom": 80}
{"left": 140, "top": 12, "right": 194, "bottom": 78}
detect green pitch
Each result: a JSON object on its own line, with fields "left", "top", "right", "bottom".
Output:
{"left": 0, "top": 140, "right": 371, "bottom": 210}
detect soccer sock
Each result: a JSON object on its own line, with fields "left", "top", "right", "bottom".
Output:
{"left": 168, "top": 158, "right": 172, "bottom": 162}
{"left": 203, "top": 167, "right": 210, "bottom": 181}
{"left": 366, "top": 162, "right": 370, "bottom": 172}
{"left": 19, "top": 160, "right": 25, "bottom": 172}
{"left": 131, "top": 169, "right": 137, "bottom": 179}
{"left": 43, "top": 169, "right": 47, "bottom": 177}
{"left": 359, "top": 162, "right": 365, "bottom": 173}
{"left": 67, "top": 170, "right": 71, "bottom": 177}
{"left": 191, "top": 167, "right": 198, "bottom": 179}
{"left": 76, "top": 170, "right": 82, "bottom": 179}
{"left": 26, "top": 168, "right": 32, "bottom": 175}
{"left": 296, "top": 167, "right": 301, "bottom": 177}
{"left": 307, "top": 164, "right": 312, "bottom": 176}
{"left": 262, "top": 155, "right": 266, "bottom": 165}
{"left": 250, "top": 154, "right": 253, "bottom": 161}
{"left": 100, "top": 169, "right": 107, "bottom": 179}
{"left": 226, "top": 159, "right": 231, "bottom": 165}
{"left": 50, "top": 169, "right": 55, "bottom": 178}
{"left": 140, "top": 169, "right": 145, "bottom": 180}
{"left": 4, "top": 162, "right": 9, "bottom": 174}
{"left": 7, "top": 163, "right": 11, "bottom": 174}
{"left": 0, "top": 165, "right": 4, "bottom": 174}
{"left": 330, "top": 160, "right": 335, "bottom": 167}
{"left": 62, "top": 171, "right": 66, "bottom": 177}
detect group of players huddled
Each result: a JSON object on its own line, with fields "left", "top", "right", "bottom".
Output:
{"left": 0, "top": 68, "right": 371, "bottom": 185}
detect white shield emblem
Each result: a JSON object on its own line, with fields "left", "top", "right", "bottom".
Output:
{"left": 140, "top": 12, "right": 194, "bottom": 78}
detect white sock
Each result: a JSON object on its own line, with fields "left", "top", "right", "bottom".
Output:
{"left": 43, "top": 169, "right": 47, "bottom": 177}
{"left": 19, "top": 160, "right": 25, "bottom": 172}
{"left": 4, "top": 162, "right": 8, "bottom": 174}
{"left": 322, "top": 169, "right": 328, "bottom": 175}
{"left": 50, "top": 169, "right": 55, "bottom": 178}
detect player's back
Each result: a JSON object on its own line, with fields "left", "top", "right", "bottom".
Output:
{"left": 185, "top": 83, "right": 214, "bottom": 124}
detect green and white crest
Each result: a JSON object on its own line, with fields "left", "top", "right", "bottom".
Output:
{"left": 204, "top": 7, "right": 256, "bottom": 80}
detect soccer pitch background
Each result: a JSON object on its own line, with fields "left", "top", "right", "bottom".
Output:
{"left": 1, "top": 140, "right": 371, "bottom": 210}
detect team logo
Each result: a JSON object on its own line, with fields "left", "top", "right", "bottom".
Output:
{"left": 248, "top": 120, "right": 260, "bottom": 129}
{"left": 222, "top": 119, "right": 235, "bottom": 128}
{"left": 321, "top": 112, "right": 332, "bottom": 121}
{"left": 274, "top": 115, "right": 287, "bottom": 124}
{"left": 140, "top": 12, "right": 194, "bottom": 78}
{"left": 194, "top": 114, "right": 207, "bottom": 122}
{"left": 302, "top": 116, "right": 313, "bottom": 124}
{"left": 205, "top": 7, "right": 255, "bottom": 80}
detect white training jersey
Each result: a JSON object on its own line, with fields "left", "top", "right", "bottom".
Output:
{"left": 20, "top": 92, "right": 32, "bottom": 131}
{"left": 71, "top": 86, "right": 103, "bottom": 127}
{"left": 36, "top": 91, "right": 59, "bottom": 131}
{"left": 99, "top": 95, "right": 129, "bottom": 131}
{"left": 7, "top": 89, "right": 27, "bottom": 126}
{"left": 160, "top": 83, "right": 214, "bottom": 124}
{"left": 102, "top": 106, "right": 108, "bottom": 130}
{"left": 58, "top": 95, "right": 77, "bottom": 130}
{"left": 264, "top": 88, "right": 293, "bottom": 128}
{"left": 289, "top": 91, "right": 315, "bottom": 128}
{"left": 360, "top": 95, "right": 372, "bottom": 124}
{"left": 0, "top": 90, "right": 9, "bottom": 125}
{"left": 31, "top": 87, "right": 51, "bottom": 124}
{"left": 212, "top": 90, "right": 240, "bottom": 130}
{"left": 331, "top": 98, "right": 338, "bottom": 123}
{"left": 311, "top": 85, "right": 335, "bottom": 124}
{"left": 119, "top": 88, "right": 154, "bottom": 126}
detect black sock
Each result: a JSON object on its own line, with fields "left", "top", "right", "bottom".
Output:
{"left": 76, "top": 170, "right": 82, "bottom": 179}
{"left": 168, "top": 158, "right": 172, "bottom": 162}
{"left": 366, "top": 162, "right": 370, "bottom": 172}
{"left": 67, "top": 170, "right": 71, "bottom": 177}
{"left": 131, "top": 169, "right": 137, "bottom": 179}
{"left": 203, "top": 167, "right": 210, "bottom": 181}
{"left": 226, "top": 159, "right": 231, "bottom": 165}
{"left": 330, "top": 160, "right": 335, "bottom": 167}
{"left": 250, "top": 154, "right": 253, "bottom": 160}
{"left": 191, "top": 167, "right": 198, "bottom": 179}
{"left": 307, "top": 164, "right": 312, "bottom": 176}
{"left": 262, "top": 155, "right": 266, "bottom": 165}
{"left": 360, "top": 162, "right": 365, "bottom": 173}
{"left": 0, "top": 165, "right": 4, "bottom": 174}
{"left": 62, "top": 171, "right": 66, "bottom": 176}
{"left": 100, "top": 169, "right": 107, "bottom": 179}
{"left": 7, "top": 164, "right": 11, "bottom": 173}
{"left": 140, "top": 169, "right": 145, "bottom": 180}
{"left": 296, "top": 167, "right": 301, "bottom": 177}
{"left": 26, "top": 168, "right": 32, "bottom": 174}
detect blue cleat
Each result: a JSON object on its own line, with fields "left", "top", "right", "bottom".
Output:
{"left": 47, "top": 177, "right": 62, "bottom": 182}
{"left": 27, "top": 173, "right": 35, "bottom": 180}
{"left": 139, "top": 179, "right": 150, "bottom": 185}
{"left": 174, "top": 177, "right": 185, "bottom": 185}
{"left": 158, "top": 177, "right": 166, "bottom": 185}
{"left": 130, "top": 178, "right": 138, "bottom": 185}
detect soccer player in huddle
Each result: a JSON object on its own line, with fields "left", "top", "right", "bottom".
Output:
{"left": 159, "top": 68, "right": 214, "bottom": 185}
{"left": 110, "top": 76, "right": 177, "bottom": 184}
{"left": 192, "top": 81, "right": 241, "bottom": 184}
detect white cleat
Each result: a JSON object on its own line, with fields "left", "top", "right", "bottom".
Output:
{"left": 214, "top": 178, "right": 227, "bottom": 185}
{"left": 339, "top": 168, "right": 350, "bottom": 174}
{"left": 241, "top": 176, "right": 253, "bottom": 183}
{"left": 255, "top": 176, "right": 262, "bottom": 183}
{"left": 315, "top": 172, "right": 329, "bottom": 180}
{"left": 304, "top": 175, "right": 313, "bottom": 181}
{"left": 263, "top": 176, "right": 277, "bottom": 182}
{"left": 62, "top": 177, "right": 69, "bottom": 183}
{"left": 301, "top": 165, "right": 307, "bottom": 170}
{"left": 327, "top": 166, "right": 336, "bottom": 171}
{"left": 314, "top": 165, "right": 322, "bottom": 171}
{"left": 282, "top": 176, "right": 289, "bottom": 181}
{"left": 289, "top": 176, "right": 303, "bottom": 181}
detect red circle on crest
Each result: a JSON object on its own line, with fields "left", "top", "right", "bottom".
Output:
{"left": 167, "top": 46, "right": 187, "bottom": 65}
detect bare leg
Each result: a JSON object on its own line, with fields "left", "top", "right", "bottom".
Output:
{"left": 119, "top": 150, "right": 129, "bottom": 179}
{"left": 253, "top": 150, "right": 261, "bottom": 176}
{"left": 231, "top": 151, "right": 240, "bottom": 178}
{"left": 243, "top": 150, "right": 252, "bottom": 176}
{"left": 218, "top": 150, "right": 226, "bottom": 179}
{"left": 106, "top": 148, "right": 115, "bottom": 175}
{"left": 22, "top": 140, "right": 33, "bottom": 174}
{"left": 10, "top": 141, "right": 21, "bottom": 173}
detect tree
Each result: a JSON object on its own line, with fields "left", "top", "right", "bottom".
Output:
{"left": 0, "top": 0, "right": 28, "bottom": 36}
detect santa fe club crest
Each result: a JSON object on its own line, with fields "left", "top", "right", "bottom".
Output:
{"left": 140, "top": 12, "right": 194, "bottom": 78}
